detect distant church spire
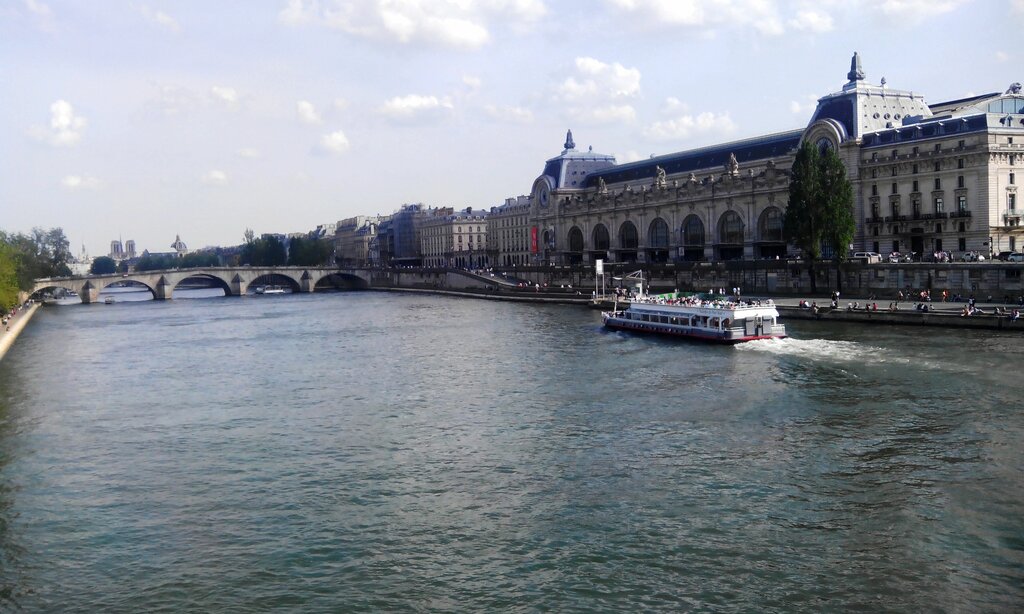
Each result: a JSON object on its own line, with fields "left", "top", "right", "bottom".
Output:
{"left": 847, "top": 51, "right": 865, "bottom": 82}
{"left": 564, "top": 129, "right": 575, "bottom": 151}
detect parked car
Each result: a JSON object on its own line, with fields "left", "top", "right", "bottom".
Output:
{"left": 960, "top": 251, "right": 986, "bottom": 262}
{"left": 996, "top": 251, "right": 1014, "bottom": 261}
{"left": 1009, "top": 252, "right": 1024, "bottom": 263}
{"left": 852, "top": 251, "right": 881, "bottom": 263}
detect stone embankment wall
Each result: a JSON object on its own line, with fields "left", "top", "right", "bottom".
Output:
{"left": 494, "top": 261, "right": 1024, "bottom": 299}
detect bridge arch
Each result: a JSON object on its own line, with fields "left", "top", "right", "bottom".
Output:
{"left": 170, "top": 272, "right": 233, "bottom": 296}
{"left": 314, "top": 272, "right": 370, "bottom": 291}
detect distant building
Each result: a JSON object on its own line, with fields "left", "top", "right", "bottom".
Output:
{"left": 109, "top": 240, "right": 124, "bottom": 260}
{"left": 524, "top": 54, "right": 1024, "bottom": 264}
{"left": 171, "top": 234, "right": 188, "bottom": 258}
{"left": 487, "top": 195, "right": 532, "bottom": 267}
{"left": 391, "top": 204, "right": 427, "bottom": 266}
{"left": 335, "top": 216, "right": 379, "bottom": 266}
{"left": 124, "top": 240, "right": 137, "bottom": 259}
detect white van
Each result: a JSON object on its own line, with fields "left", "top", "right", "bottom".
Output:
{"left": 1009, "top": 252, "right": 1024, "bottom": 263}
{"left": 852, "top": 252, "right": 881, "bottom": 263}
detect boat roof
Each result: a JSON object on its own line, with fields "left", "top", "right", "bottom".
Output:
{"left": 628, "top": 301, "right": 779, "bottom": 318}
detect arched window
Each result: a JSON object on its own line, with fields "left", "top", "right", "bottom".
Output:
{"left": 758, "top": 207, "right": 784, "bottom": 242}
{"left": 568, "top": 227, "right": 584, "bottom": 252}
{"left": 648, "top": 218, "right": 669, "bottom": 248}
{"left": 592, "top": 224, "right": 610, "bottom": 251}
{"left": 682, "top": 215, "right": 704, "bottom": 246}
{"left": 619, "top": 221, "right": 638, "bottom": 249}
{"left": 719, "top": 211, "right": 744, "bottom": 244}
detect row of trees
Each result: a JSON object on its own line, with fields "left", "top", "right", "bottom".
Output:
{"left": 240, "top": 230, "right": 333, "bottom": 267}
{"left": 1, "top": 227, "right": 73, "bottom": 312}
{"left": 783, "top": 141, "right": 856, "bottom": 293}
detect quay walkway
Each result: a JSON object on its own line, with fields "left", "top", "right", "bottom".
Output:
{"left": 0, "top": 301, "right": 40, "bottom": 362}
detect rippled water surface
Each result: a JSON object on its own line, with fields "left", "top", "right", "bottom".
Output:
{"left": 1, "top": 290, "right": 1022, "bottom": 612}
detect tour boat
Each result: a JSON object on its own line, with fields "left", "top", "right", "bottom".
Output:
{"left": 263, "top": 286, "right": 286, "bottom": 295}
{"left": 104, "top": 296, "right": 116, "bottom": 304}
{"left": 602, "top": 292, "right": 786, "bottom": 343}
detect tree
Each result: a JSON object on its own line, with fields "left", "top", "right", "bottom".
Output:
{"left": 0, "top": 226, "right": 73, "bottom": 290}
{"left": 783, "top": 141, "right": 855, "bottom": 293}
{"left": 287, "top": 236, "right": 333, "bottom": 266}
{"left": 0, "top": 241, "right": 20, "bottom": 312}
{"left": 90, "top": 256, "right": 117, "bottom": 274}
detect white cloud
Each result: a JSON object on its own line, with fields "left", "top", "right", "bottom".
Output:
{"left": 570, "top": 104, "right": 636, "bottom": 125}
{"left": 333, "top": 97, "right": 348, "bottom": 111}
{"left": 202, "top": 170, "right": 228, "bottom": 185}
{"left": 1014, "top": 0, "right": 1024, "bottom": 15}
{"left": 661, "top": 97, "right": 688, "bottom": 114}
{"left": 279, "top": 0, "right": 317, "bottom": 26}
{"left": 320, "top": 129, "right": 350, "bottom": 154}
{"left": 31, "top": 99, "right": 86, "bottom": 146}
{"left": 788, "top": 9, "right": 833, "bottom": 32}
{"left": 210, "top": 86, "right": 239, "bottom": 107}
{"left": 615, "top": 150, "right": 645, "bottom": 163}
{"left": 789, "top": 94, "right": 819, "bottom": 115}
{"left": 23, "top": 0, "right": 56, "bottom": 32}
{"left": 281, "top": 0, "right": 547, "bottom": 50}
{"left": 297, "top": 100, "right": 322, "bottom": 124}
{"left": 236, "top": 148, "right": 260, "bottom": 158}
{"left": 149, "top": 84, "right": 199, "bottom": 116}
{"left": 463, "top": 75, "right": 483, "bottom": 90}
{"left": 61, "top": 174, "right": 101, "bottom": 190}
{"left": 484, "top": 104, "right": 533, "bottom": 124}
{"left": 557, "top": 57, "right": 641, "bottom": 102}
{"left": 995, "top": 50, "right": 1009, "bottom": 63}
{"left": 138, "top": 5, "right": 180, "bottom": 33}
{"left": 378, "top": 94, "right": 454, "bottom": 121}
{"left": 864, "top": 0, "right": 967, "bottom": 19}
{"left": 643, "top": 111, "right": 737, "bottom": 141}
{"left": 606, "top": 0, "right": 787, "bottom": 36}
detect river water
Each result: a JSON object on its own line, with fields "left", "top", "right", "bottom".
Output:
{"left": 1, "top": 290, "right": 1021, "bottom": 612}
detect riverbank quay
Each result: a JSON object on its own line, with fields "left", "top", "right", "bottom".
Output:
{"left": 0, "top": 301, "right": 40, "bottom": 361}
{"left": 374, "top": 285, "right": 592, "bottom": 305}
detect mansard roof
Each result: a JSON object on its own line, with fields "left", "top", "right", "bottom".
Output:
{"left": 584, "top": 129, "right": 802, "bottom": 189}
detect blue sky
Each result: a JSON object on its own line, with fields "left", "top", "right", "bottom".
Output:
{"left": 2, "top": 0, "right": 1022, "bottom": 258}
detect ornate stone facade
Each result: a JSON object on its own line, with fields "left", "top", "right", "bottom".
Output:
{"left": 515, "top": 54, "right": 1024, "bottom": 266}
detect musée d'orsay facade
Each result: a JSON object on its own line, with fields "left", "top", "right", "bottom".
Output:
{"left": 520, "top": 53, "right": 1023, "bottom": 267}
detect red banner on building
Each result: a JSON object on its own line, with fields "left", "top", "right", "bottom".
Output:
{"left": 530, "top": 226, "right": 538, "bottom": 253}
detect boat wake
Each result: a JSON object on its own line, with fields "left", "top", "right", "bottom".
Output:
{"left": 735, "top": 336, "right": 914, "bottom": 367}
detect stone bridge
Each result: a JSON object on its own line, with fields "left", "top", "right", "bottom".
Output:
{"left": 32, "top": 267, "right": 371, "bottom": 303}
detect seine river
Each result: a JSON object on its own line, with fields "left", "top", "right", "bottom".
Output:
{"left": 1, "top": 289, "right": 1022, "bottom": 612}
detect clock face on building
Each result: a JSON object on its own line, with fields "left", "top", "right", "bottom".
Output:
{"left": 538, "top": 184, "right": 549, "bottom": 207}
{"left": 816, "top": 136, "right": 834, "bottom": 155}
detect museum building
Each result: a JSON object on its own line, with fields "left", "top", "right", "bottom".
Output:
{"left": 524, "top": 54, "right": 1024, "bottom": 266}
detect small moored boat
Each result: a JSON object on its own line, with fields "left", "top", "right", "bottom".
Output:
{"left": 602, "top": 292, "right": 786, "bottom": 344}
{"left": 104, "top": 296, "right": 116, "bottom": 304}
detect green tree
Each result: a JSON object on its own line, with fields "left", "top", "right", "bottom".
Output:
{"left": 0, "top": 241, "right": 20, "bottom": 312}
{"left": 0, "top": 227, "right": 73, "bottom": 290}
{"left": 287, "top": 236, "right": 333, "bottom": 266}
{"left": 783, "top": 142, "right": 855, "bottom": 293}
{"left": 180, "top": 251, "right": 220, "bottom": 268}
{"left": 90, "top": 256, "right": 117, "bottom": 274}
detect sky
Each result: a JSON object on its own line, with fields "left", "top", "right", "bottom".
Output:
{"left": 2, "top": 0, "right": 1023, "bottom": 258}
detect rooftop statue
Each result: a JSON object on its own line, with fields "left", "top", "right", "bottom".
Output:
{"left": 654, "top": 166, "right": 667, "bottom": 188}
{"left": 847, "top": 52, "right": 865, "bottom": 82}
{"left": 1007, "top": 82, "right": 1022, "bottom": 95}
{"left": 564, "top": 129, "right": 575, "bottom": 150}
{"left": 597, "top": 177, "right": 608, "bottom": 194}
{"left": 726, "top": 153, "right": 739, "bottom": 176}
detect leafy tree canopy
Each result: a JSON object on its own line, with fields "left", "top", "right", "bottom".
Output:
{"left": 90, "top": 256, "right": 117, "bottom": 275}
{"left": 783, "top": 142, "right": 855, "bottom": 292}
